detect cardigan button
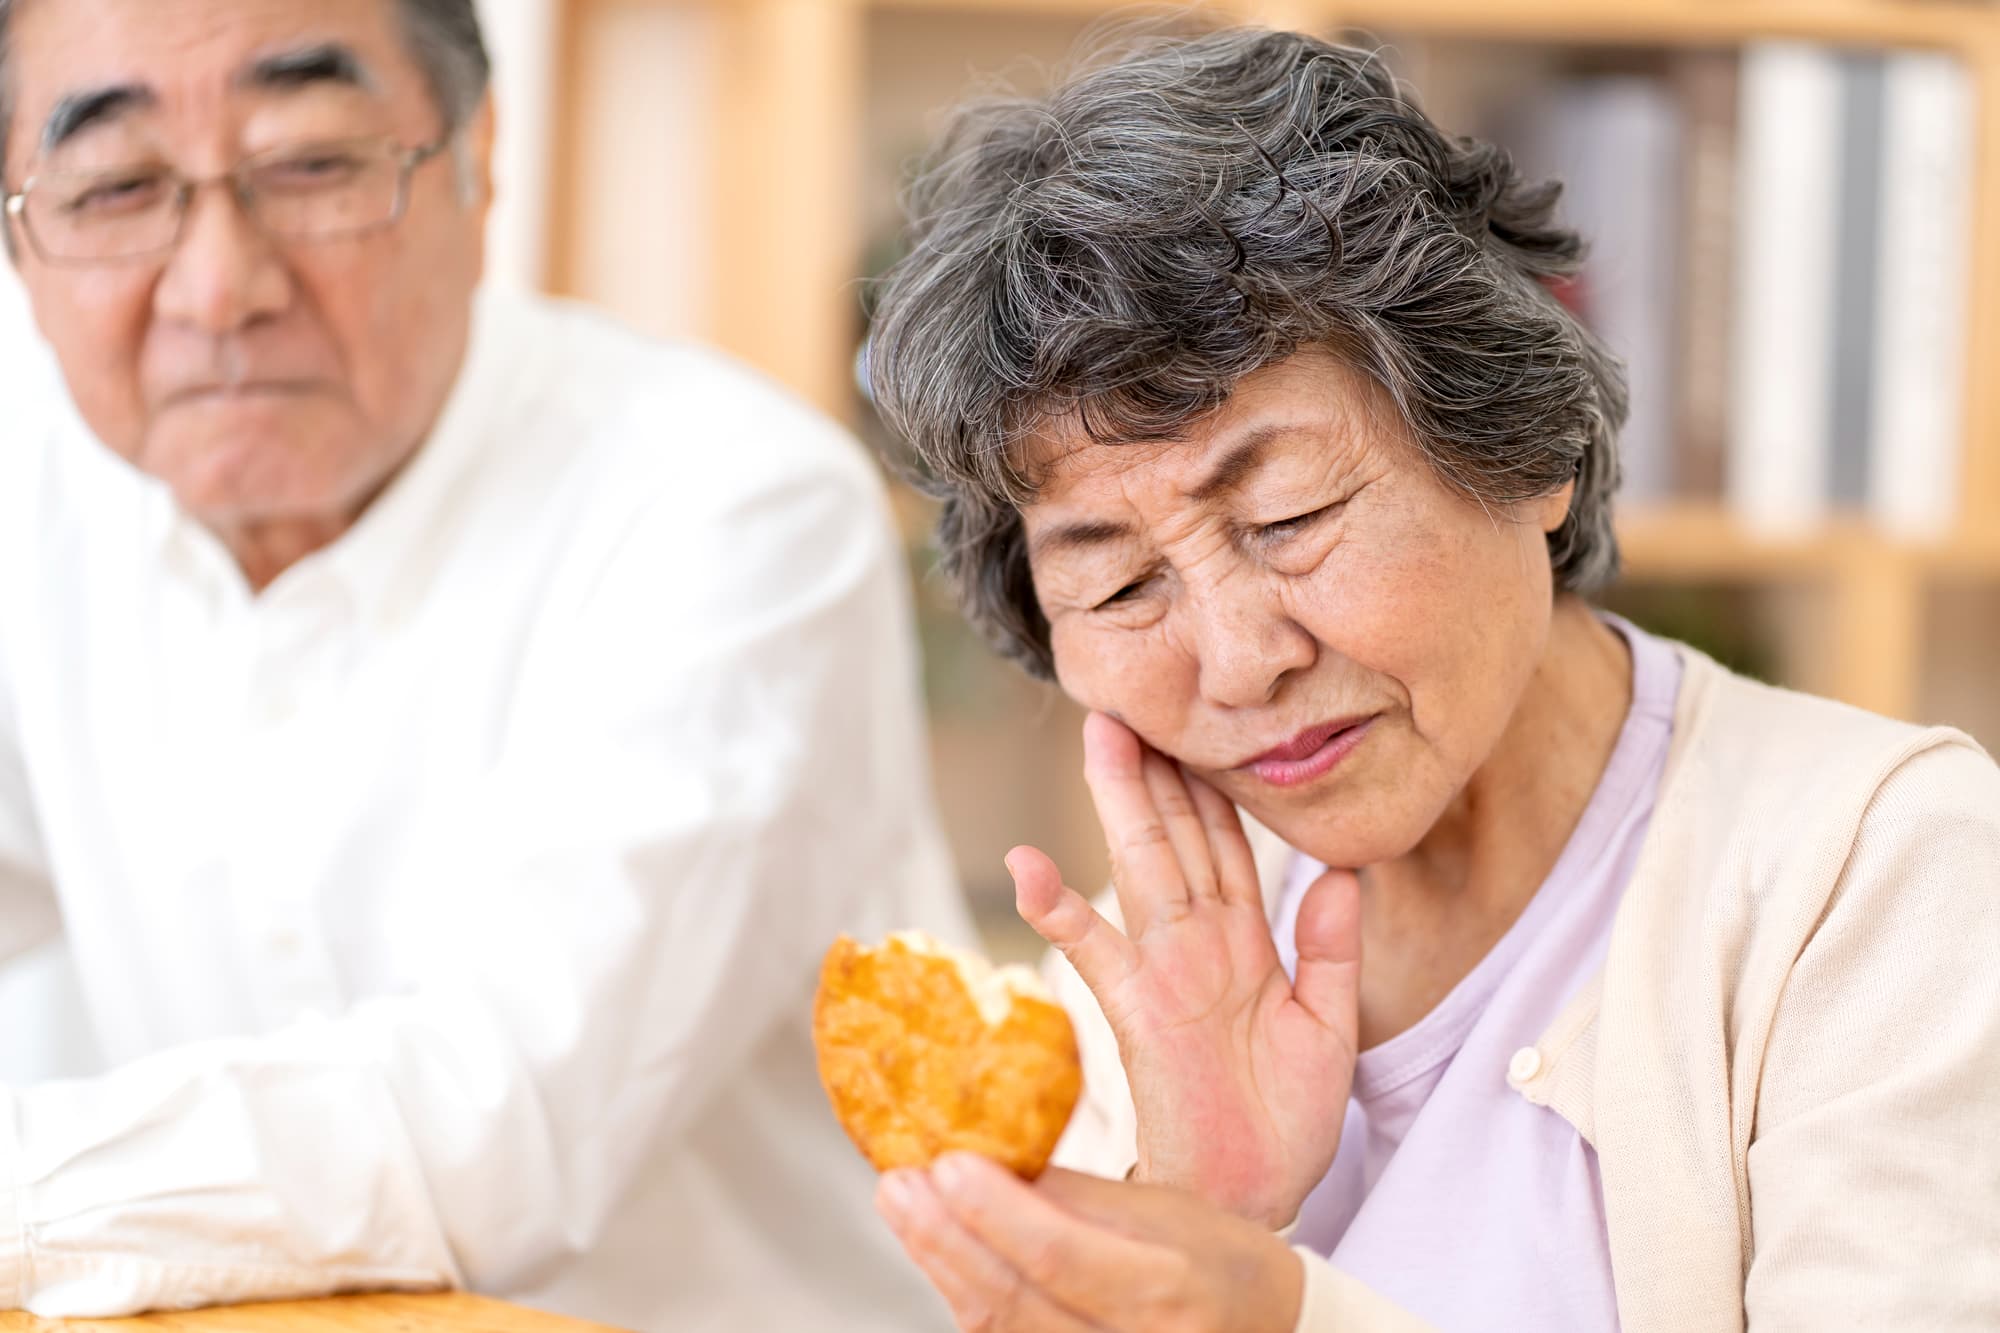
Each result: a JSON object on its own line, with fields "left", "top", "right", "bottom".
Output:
{"left": 1507, "top": 1045, "right": 1544, "bottom": 1084}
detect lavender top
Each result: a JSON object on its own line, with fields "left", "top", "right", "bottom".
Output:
{"left": 1274, "top": 616, "right": 1681, "bottom": 1331}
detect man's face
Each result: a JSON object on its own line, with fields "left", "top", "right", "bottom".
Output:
{"left": 4, "top": 0, "right": 493, "bottom": 528}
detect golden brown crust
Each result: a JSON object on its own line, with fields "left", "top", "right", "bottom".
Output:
{"left": 813, "top": 934, "right": 1083, "bottom": 1179}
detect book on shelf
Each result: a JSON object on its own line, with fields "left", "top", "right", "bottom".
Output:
{"left": 1868, "top": 50, "right": 1972, "bottom": 540}
{"left": 1530, "top": 76, "right": 1684, "bottom": 507}
{"left": 1672, "top": 49, "right": 1737, "bottom": 503}
{"left": 1726, "top": 42, "right": 1844, "bottom": 536}
{"left": 1726, "top": 42, "right": 1972, "bottom": 541}
{"left": 1385, "top": 33, "right": 1976, "bottom": 545}
{"left": 1826, "top": 50, "right": 1889, "bottom": 513}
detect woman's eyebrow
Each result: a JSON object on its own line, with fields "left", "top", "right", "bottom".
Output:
{"left": 1184, "top": 425, "right": 1286, "bottom": 502}
{"left": 1029, "top": 518, "right": 1133, "bottom": 560}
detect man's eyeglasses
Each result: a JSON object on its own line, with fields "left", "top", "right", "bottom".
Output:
{"left": 2, "top": 136, "right": 451, "bottom": 266}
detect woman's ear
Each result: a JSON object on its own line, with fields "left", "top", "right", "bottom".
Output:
{"left": 1538, "top": 479, "right": 1577, "bottom": 535}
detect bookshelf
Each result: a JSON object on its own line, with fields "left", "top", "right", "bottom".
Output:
{"left": 546, "top": 0, "right": 2000, "bottom": 903}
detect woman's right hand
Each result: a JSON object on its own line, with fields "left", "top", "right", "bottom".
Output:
{"left": 1008, "top": 711, "right": 1363, "bottom": 1229}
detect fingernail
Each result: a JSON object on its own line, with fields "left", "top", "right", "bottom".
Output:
{"left": 932, "top": 1153, "right": 975, "bottom": 1199}
{"left": 877, "top": 1171, "right": 915, "bottom": 1223}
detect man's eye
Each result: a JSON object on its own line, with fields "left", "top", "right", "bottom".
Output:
{"left": 61, "top": 172, "right": 168, "bottom": 216}
{"left": 257, "top": 151, "right": 365, "bottom": 191}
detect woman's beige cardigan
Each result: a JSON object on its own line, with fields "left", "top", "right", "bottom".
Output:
{"left": 1048, "top": 644, "right": 2000, "bottom": 1330}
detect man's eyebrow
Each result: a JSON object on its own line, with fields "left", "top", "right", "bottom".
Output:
{"left": 1185, "top": 424, "right": 1288, "bottom": 502}
{"left": 1029, "top": 518, "right": 1135, "bottom": 561}
{"left": 238, "top": 43, "right": 379, "bottom": 95}
{"left": 42, "top": 85, "right": 155, "bottom": 155}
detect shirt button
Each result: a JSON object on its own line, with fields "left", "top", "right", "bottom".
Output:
{"left": 1508, "top": 1045, "right": 1544, "bottom": 1084}
{"left": 269, "top": 928, "right": 304, "bottom": 958}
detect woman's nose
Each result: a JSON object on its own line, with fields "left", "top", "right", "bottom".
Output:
{"left": 1186, "top": 581, "right": 1317, "bottom": 710}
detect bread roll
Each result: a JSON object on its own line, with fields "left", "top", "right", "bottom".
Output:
{"left": 813, "top": 931, "right": 1082, "bottom": 1179}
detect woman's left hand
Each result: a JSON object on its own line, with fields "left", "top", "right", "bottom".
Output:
{"left": 876, "top": 1152, "right": 1303, "bottom": 1333}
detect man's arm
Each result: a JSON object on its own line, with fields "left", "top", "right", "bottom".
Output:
{"left": 0, "top": 446, "right": 949, "bottom": 1315}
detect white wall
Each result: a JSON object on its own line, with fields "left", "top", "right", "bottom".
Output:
{"left": 475, "top": 0, "right": 557, "bottom": 288}
{"left": 562, "top": 1, "right": 718, "bottom": 339}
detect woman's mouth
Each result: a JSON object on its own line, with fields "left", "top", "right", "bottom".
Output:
{"left": 1238, "top": 716, "right": 1376, "bottom": 787}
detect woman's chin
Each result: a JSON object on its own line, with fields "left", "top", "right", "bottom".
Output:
{"left": 1222, "top": 792, "right": 1413, "bottom": 870}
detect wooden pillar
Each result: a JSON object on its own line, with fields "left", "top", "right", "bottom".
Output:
{"left": 709, "top": 0, "right": 868, "bottom": 418}
{"left": 1831, "top": 547, "right": 1925, "bottom": 721}
{"left": 541, "top": 0, "right": 594, "bottom": 300}
{"left": 1225, "top": 0, "right": 1330, "bottom": 32}
{"left": 1958, "top": 28, "right": 2000, "bottom": 539}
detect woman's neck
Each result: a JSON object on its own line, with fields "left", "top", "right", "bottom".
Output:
{"left": 1354, "top": 596, "right": 1634, "bottom": 1049}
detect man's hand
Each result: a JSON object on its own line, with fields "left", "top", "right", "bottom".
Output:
{"left": 1009, "top": 711, "right": 1361, "bottom": 1227}
{"left": 878, "top": 1154, "right": 1303, "bottom": 1333}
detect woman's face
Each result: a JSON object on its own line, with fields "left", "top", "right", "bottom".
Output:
{"left": 1022, "top": 349, "right": 1574, "bottom": 868}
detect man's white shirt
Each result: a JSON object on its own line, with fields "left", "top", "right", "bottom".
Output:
{"left": 0, "top": 287, "right": 966, "bottom": 1330}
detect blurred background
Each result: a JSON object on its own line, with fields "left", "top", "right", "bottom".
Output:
{"left": 6, "top": 0, "right": 1998, "bottom": 957}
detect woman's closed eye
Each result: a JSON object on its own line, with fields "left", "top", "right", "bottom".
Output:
{"left": 1254, "top": 501, "right": 1341, "bottom": 543}
{"left": 1094, "top": 576, "right": 1153, "bottom": 610}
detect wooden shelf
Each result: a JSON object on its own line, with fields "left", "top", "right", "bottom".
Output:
{"left": 1934, "top": 529, "right": 2000, "bottom": 578}
{"left": 1619, "top": 504, "right": 2000, "bottom": 580}
{"left": 868, "top": 0, "right": 1996, "bottom": 47}
{"left": 1328, "top": 0, "right": 1996, "bottom": 51}
{"left": 1616, "top": 505, "right": 1856, "bottom": 581}
{"left": 870, "top": 0, "right": 1316, "bottom": 20}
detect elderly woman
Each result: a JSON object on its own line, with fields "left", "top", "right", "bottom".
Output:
{"left": 863, "top": 26, "right": 2000, "bottom": 1333}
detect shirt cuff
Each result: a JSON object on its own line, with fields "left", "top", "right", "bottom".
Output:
{"left": 1289, "top": 1247, "right": 1439, "bottom": 1333}
{"left": 0, "top": 1090, "right": 25, "bottom": 1309}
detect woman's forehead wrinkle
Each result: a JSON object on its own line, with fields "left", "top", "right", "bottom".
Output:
{"left": 1026, "top": 429, "right": 1178, "bottom": 503}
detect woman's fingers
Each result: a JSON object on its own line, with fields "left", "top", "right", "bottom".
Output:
{"left": 1141, "top": 751, "right": 1220, "bottom": 903}
{"left": 1007, "top": 845, "right": 1134, "bottom": 996}
{"left": 927, "top": 1153, "right": 1176, "bottom": 1329}
{"left": 1183, "top": 771, "right": 1262, "bottom": 908}
{"left": 1291, "top": 866, "right": 1363, "bottom": 1043}
{"left": 876, "top": 1170, "right": 1101, "bottom": 1333}
{"left": 1082, "top": 711, "right": 1189, "bottom": 933}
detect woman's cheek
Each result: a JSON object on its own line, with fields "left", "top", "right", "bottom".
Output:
{"left": 1051, "top": 615, "right": 1193, "bottom": 729}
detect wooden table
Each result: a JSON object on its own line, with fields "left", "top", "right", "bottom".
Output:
{"left": 0, "top": 1293, "right": 630, "bottom": 1331}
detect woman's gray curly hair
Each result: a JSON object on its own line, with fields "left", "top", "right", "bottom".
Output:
{"left": 867, "top": 26, "right": 1628, "bottom": 681}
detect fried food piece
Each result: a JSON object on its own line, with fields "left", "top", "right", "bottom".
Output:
{"left": 813, "top": 931, "right": 1083, "bottom": 1179}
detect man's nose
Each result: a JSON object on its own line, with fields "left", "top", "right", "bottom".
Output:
{"left": 152, "top": 185, "right": 292, "bottom": 334}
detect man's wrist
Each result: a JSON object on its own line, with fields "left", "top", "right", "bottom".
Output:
{"left": 1250, "top": 1238, "right": 1306, "bottom": 1333}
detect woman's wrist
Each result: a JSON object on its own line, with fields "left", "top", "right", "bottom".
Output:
{"left": 1130, "top": 1154, "right": 1308, "bottom": 1232}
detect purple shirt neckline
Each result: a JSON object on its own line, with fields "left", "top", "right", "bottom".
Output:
{"left": 1272, "top": 613, "right": 1682, "bottom": 1331}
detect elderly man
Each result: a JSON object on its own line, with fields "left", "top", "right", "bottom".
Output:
{"left": 0, "top": 1, "right": 965, "bottom": 1329}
